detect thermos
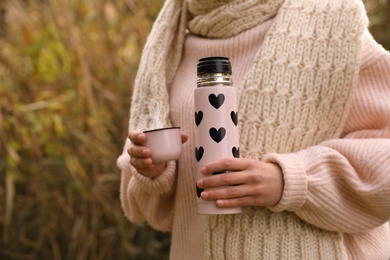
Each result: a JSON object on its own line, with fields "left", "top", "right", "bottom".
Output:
{"left": 194, "top": 56, "right": 242, "bottom": 215}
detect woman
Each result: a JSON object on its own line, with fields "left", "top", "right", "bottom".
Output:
{"left": 117, "top": 0, "right": 390, "bottom": 259}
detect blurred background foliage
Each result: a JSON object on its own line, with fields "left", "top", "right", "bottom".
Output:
{"left": 0, "top": 0, "right": 389, "bottom": 259}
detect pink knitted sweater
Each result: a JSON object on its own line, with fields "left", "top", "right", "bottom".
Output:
{"left": 118, "top": 19, "right": 390, "bottom": 259}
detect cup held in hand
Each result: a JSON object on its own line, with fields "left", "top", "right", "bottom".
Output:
{"left": 143, "top": 127, "right": 182, "bottom": 163}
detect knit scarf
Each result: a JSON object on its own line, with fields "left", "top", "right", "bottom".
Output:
{"left": 128, "top": 0, "right": 368, "bottom": 259}
{"left": 128, "top": 0, "right": 285, "bottom": 131}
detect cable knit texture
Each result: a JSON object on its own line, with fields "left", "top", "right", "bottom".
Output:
{"left": 187, "top": 0, "right": 284, "bottom": 38}
{"left": 117, "top": 0, "right": 390, "bottom": 259}
{"left": 200, "top": 1, "right": 367, "bottom": 258}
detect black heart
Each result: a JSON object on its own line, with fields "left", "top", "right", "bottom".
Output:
{"left": 232, "top": 147, "right": 240, "bottom": 158}
{"left": 196, "top": 184, "right": 204, "bottom": 198}
{"left": 195, "top": 147, "right": 204, "bottom": 162}
{"left": 195, "top": 111, "right": 203, "bottom": 126}
{"left": 230, "top": 111, "right": 238, "bottom": 126}
{"left": 209, "top": 94, "right": 225, "bottom": 109}
{"left": 209, "top": 127, "right": 226, "bottom": 143}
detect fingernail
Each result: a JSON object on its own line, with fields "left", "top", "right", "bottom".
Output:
{"left": 197, "top": 180, "right": 203, "bottom": 188}
{"left": 216, "top": 200, "right": 224, "bottom": 207}
{"left": 201, "top": 192, "right": 208, "bottom": 199}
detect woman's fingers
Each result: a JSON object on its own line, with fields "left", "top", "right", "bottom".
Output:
{"left": 200, "top": 182, "right": 252, "bottom": 200}
{"left": 200, "top": 182, "right": 268, "bottom": 208}
{"left": 127, "top": 129, "right": 172, "bottom": 178}
{"left": 128, "top": 130, "right": 147, "bottom": 144}
{"left": 130, "top": 156, "right": 153, "bottom": 169}
{"left": 197, "top": 170, "right": 244, "bottom": 188}
{"left": 197, "top": 158, "right": 284, "bottom": 207}
{"left": 200, "top": 158, "right": 249, "bottom": 176}
{"left": 128, "top": 145, "right": 151, "bottom": 158}
{"left": 215, "top": 196, "right": 265, "bottom": 208}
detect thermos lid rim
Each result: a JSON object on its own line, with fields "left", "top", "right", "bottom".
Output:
{"left": 197, "top": 56, "right": 232, "bottom": 75}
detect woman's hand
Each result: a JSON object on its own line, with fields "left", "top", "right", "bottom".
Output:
{"left": 196, "top": 158, "right": 284, "bottom": 208}
{"left": 127, "top": 130, "right": 188, "bottom": 178}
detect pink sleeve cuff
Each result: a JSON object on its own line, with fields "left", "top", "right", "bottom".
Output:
{"left": 263, "top": 153, "right": 308, "bottom": 212}
{"left": 130, "top": 160, "right": 177, "bottom": 195}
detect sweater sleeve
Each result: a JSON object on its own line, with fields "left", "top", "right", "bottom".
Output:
{"left": 264, "top": 32, "right": 390, "bottom": 233}
{"left": 117, "top": 138, "right": 177, "bottom": 232}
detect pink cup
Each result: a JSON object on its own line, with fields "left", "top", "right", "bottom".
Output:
{"left": 143, "top": 127, "right": 182, "bottom": 163}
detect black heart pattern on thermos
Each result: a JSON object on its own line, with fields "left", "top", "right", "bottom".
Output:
{"left": 208, "top": 93, "right": 225, "bottom": 109}
{"left": 195, "top": 93, "right": 240, "bottom": 197}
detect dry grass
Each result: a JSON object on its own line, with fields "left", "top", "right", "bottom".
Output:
{"left": 0, "top": 0, "right": 169, "bottom": 259}
{"left": 0, "top": 0, "right": 388, "bottom": 259}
